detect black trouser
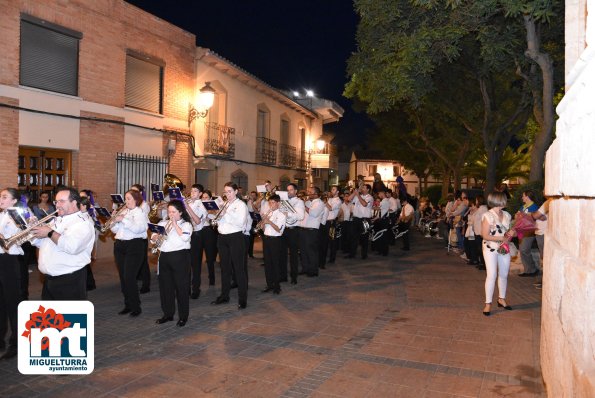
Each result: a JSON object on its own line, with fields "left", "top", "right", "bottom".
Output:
{"left": 201, "top": 227, "right": 218, "bottom": 285}
{"left": 474, "top": 235, "right": 485, "bottom": 265}
{"left": 388, "top": 213, "right": 398, "bottom": 245}
{"left": 248, "top": 215, "right": 257, "bottom": 257}
{"left": 282, "top": 227, "right": 300, "bottom": 282}
{"left": 318, "top": 223, "right": 330, "bottom": 267}
{"left": 350, "top": 218, "right": 369, "bottom": 258}
{"left": 340, "top": 220, "right": 352, "bottom": 253}
{"left": 190, "top": 230, "right": 205, "bottom": 294}
{"left": 114, "top": 238, "right": 145, "bottom": 312}
{"left": 158, "top": 250, "right": 191, "bottom": 320}
{"left": 374, "top": 218, "right": 390, "bottom": 256}
{"left": 263, "top": 236, "right": 282, "bottom": 290}
{"left": 328, "top": 220, "right": 339, "bottom": 263}
{"left": 0, "top": 254, "right": 21, "bottom": 348}
{"left": 299, "top": 228, "right": 319, "bottom": 276}
{"left": 85, "top": 263, "right": 96, "bottom": 290}
{"left": 217, "top": 232, "right": 247, "bottom": 303}
{"left": 398, "top": 221, "right": 411, "bottom": 249}
{"left": 137, "top": 239, "right": 151, "bottom": 290}
{"left": 243, "top": 234, "right": 249, "bottom": 285}
{"left": 42, "top": 266, "right": 87, "bottom": 301}
{"left": 19, "top": 241, "right": 35, "bottom": 300}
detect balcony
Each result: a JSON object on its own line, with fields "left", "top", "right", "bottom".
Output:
{"left": 256, "top": 137, "right": 277, "bottom": 165}
{"left": 278, "top": 144, "right": 296, "bottom": 168}
{"left": 204, "top": 122, "right": 235, "bottom": 158}
{"left": 310, "top": 143, "right": 338, "bottom": 170}
{"left": 298, "top": 150, "right": 309, "bottom": 170}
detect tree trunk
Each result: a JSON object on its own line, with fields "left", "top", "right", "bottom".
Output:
{"left": 524, "top": 16, "right": 555, "bottom": 182}
{"left": 441, "top": 169, "right": 450, "bottom": 199}
{"left": 485, "top": 150, "right": 499, "bottom": 195}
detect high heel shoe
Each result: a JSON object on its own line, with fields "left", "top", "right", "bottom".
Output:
{"left": 483, "top": 303, "right": 491, "bottom": 316}
{"left": 497, "top": 299, "right": 512, "bottom": 310}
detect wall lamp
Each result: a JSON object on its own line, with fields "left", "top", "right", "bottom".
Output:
{"left": 188, "top": 82, "right": 216, "bottom": 127}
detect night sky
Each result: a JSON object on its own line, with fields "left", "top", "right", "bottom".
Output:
{"left": 125, "top": 0, "right": 373, "bottom": 149}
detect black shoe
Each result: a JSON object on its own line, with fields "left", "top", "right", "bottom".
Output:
{"left": 87, "top": 285, "right": 96, "bottom": 291}
{"left": 238, "top": 301, "right": 247, "bottom": 310}
{"left": 177, "top": 318, "right": 187, "bottom": 327}
{"left": 320, "top": 264, "right": 326, "bottom": 269}
{"left": 483, "top": 304, "right": 491, "bottom": 316}
{"left": 230, "top": 282, "right": 238, "bottom": 289}
{"left": 211, "top": 296, "right": 230, "bottom": 305}
{"left": 273, "top": 288, "right": 281, "bottom": 295}
{"left": 298, "top": 271, "right": 307, "bottom": 275}
{"left": 0, "top": 347, "right": 17, "bottom": 360}
{"left": 518, "top": 271, "right": 538, "bottom": 277}
{"left": 290, "top": 279, "right": 297, "bottom": 285}
{"left": 156, "top": 316, "right": 173, "bottom": 324}
{"left": 476, "top": 264, "right": 486, "bottom": 270}
{"left": 261, "top": 287, "right": 273, "bottom": 293}
{"left": 307, "top": 273, "right": 318, "bottom": 277}
{"left": 361, "top": 255, "right": 367, "bottom": 260}
{"left": 344, "top": 255, "right": 355, "bottom": 259}
{"left": 401, "top": 247, "right": 410, "bottom": 251}
{"left": 191, "top": 290, "right": 201, "bottom": 299}
{"left": 129, "top": 309, "right": 142, "bottom": 317}
{"left": 209, "top": 280, "right": 215, "bottom": 286}
{"left": 279, "top": 278, "right": 288, "bottom": 283}
{"left": 260, "top": 263, "right": 265, "bottom": 267}
{"left": 118, "top": 308, "right": 132, "bottom": 315}
{"left": 139, "top": 287, "right": 150, "bottom": 294}
{"left": 497, "top": 299, "right": 513, "bottom": 310}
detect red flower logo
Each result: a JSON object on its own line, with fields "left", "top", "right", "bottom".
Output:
{"left": 22, "top": 305, "right": 72, "bottom": 350}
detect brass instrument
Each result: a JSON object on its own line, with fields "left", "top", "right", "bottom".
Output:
{"left": 280, "top": 198, "right": 296, "bottom": 214}
{"left": 253, "top": 210, "right": 272, "bottom": 234}
{"left": 265, "top": 185, "right": 279, "bottom": 200}
{"left": 100, "top": 205, "right": 128, "bottom": 233}
{"left": 0, "top": 210, "right": 58, "bottom": 250}
{"left": 148, "top": 173, "right": 185, "bottom": 223}
{"left": 150, "top": 220, "right": 172, "bottom": 254}
{"left": 210, "top": 200, "right": 230, "bottom": 229}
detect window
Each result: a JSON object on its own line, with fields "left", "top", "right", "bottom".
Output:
{"left": 231, "top": 169, "right": 248, "bottom": 193}
{"left": 280, "top": 117, "right": 290, "bottom": 145}
{"left": 125, "top": 52, "right": 164, "bottom": 114}
{"left": 257, "top": 104, "right": 270, "bottom": 138}
{"left": 368, "top": 164, "right": 377, "bottom": 176}
{"left": 19, "top": 15, "right": 81, "bottom": 96}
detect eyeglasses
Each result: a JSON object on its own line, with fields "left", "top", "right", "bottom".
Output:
{"left": 53, "top": 200, "right": 70, "bottom": 205}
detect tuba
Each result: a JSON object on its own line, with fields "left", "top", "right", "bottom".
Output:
{"left": 148, "top": 173, "right": 184, "bottom": 223}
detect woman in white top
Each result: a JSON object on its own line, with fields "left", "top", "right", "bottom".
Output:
{"left": 0, "top": 188, "right": 25, "bottom": 359}
{"left": 481, "top": 192, "right": 516, "bottom": 316}
{"left": 130, "top": 184, "right": 151, "bottom": 294}
{"left": 152, "top": 200, "right": 193, "bottom": 327}
{"left": 186, "top": 184, "right": 207, "bottom": 299}
{"left": 111, "top": 190, "right": 149, "bottom": 317}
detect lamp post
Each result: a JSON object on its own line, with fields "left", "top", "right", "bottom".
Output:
{"left": 188, "top": 82, "right": 216, "bottom": 128}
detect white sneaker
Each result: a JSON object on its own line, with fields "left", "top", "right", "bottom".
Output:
{"left": 460, "top": 253, "right": 467, "bottom": 260}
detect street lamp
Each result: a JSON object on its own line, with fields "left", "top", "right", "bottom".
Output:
{"left": 292, "top": 89, "right": 315, "bottom": 109}
{"left": 188, "top": 82, "right": 216, "bottom": 127}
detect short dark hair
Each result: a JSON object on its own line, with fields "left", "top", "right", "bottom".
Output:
{"left": 523, "top": 190, "right": 536, "bottom": 203}
{"left": 191, "top": 184, "right": 204, "bottom": 192}
{"left": 202, "top": 190, "right": 212, "bottom": 199}
{"left": 312, "top": 186, "right": 321, "bottom": 196}
{"left": 168, "top": 200, "right": 192, "bottom": 223}
{"left": 224, "top": 182, "right": 238, "bottom": 191}
{"left": 125, "top": 190, "right": 143, "bottom": 207}
{"left": 364, "top": 184, "right": 372, "bottom": 191}
{"left": 79, "top": 196, "right": 91, "bottom": 210}
{"left": 476, "top": 195, "right": 485, "bottom": 206}
{"left": 268, "top": 194, "right": 281, "bottom": 202}
{"left": 58, "top": 187, "right": 81, "bottom": 206}
{"left": 2, "top": 188, "right": 20, "bottom": 203}
{"left": 287, "top": 183, "right": 298, "bottom": 191}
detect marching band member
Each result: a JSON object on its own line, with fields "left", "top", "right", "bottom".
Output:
{"left": 246, "top": 191, "right": 258, "bottom": 258}
{"left": 200, "top": 190, "right": 218, "bottom": 286}
{"left": 152, "top": 201, "right": 193, "bottom": 327}
{"left": 130, "top": 184, "right": 151, "bottom": 294}
{"left": 0, "top": 188, "right": 24, "bottom": 359}
{"left": 261, "top": 195, "right": 285, "bottom": 294}
{"left": 110, "top": 190, "right": 149, "bottom": 317}
{"left": 347, "top": 183, "right": 373, "bottom": 259}
{"left": 318, "top": 192, "right": 330, "bottom": 269}
{"left": 374, "top": 189, "right": 391, "bottom": 256}
{"left": 255, "top": 180, "right": 275, "bottom": 216}
{"left": 388, "top": 189, "right": 401, "bottom": 246}
{"left": 280, "top": 183, "right": 305, "bottom": 284}
{"left": 186, "top": 184, "right": 207, "bottom": 299}
{"left": 30, "top": 187, "right": 95, "bottom": 301}
{"left": 325, "top": 186, "right": 342, "bottom": 264}
{"left": 399, "top": 196, "right": 415, "bottom": 251}
{"left": 340, "top": 191, "right": 353, "bottom": 254}
{"left": 78, "top": 195, "right": 97, "bottom": 291}
{"left": 299, "top": 187, "right": 324, "bottom": 277}
{"left": 211, "top": 182, "right": 250, "bottom": 309}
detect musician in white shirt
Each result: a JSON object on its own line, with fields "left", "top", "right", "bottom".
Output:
{"left": 187, "top": 184, "right": 208, "bottom": 299}
{"left": 110, "top": 190, "right": 149, "bottom": 317}
{"left": 151, "top": 201, "right": 193, "bottom": 327}
{"left": 280, "top": 183, "right": 305, "bottom": 284}
{"left": 373, "top": 189, "right": 391, "bottom": 256}
{"left": 318, "top": 194, "right": 330, "bottom": 268}
{"left": 399, "top": 196, "right": 415, "bottom": 251}
{"left": 262, "top": 195, "right": 286, "bottom": 294}
{"left": 0, "top": 188, "right": 25, "bottom": 359}
{"left": 211, "top": 182, "right": 250, "bottom": 309}
{"left": 130, "top": 184, "right": 151, "bottom": 294}
{"left": 347, "top": 183, "right": 373, "bottom": 259}
{"left": 200, "top": 190, "right": 218, "bottom": 286}
{"left": 300, "top": 187, "right": 324, "bottom": 277}
{"left": 325, "top": 186, "right": 342, "bottom": 264}
{"left": 339, "top": 193, "right": 353, "bottom": 255}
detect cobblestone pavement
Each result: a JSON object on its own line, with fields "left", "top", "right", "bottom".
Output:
{"left": 0, "top": 232, "right": 545, "bottom": 397}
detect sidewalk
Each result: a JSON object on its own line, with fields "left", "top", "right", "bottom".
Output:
{"left": 0, "top": 232, "right": 545, "bottom": 397}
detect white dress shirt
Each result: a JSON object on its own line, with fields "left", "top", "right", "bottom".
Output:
{"left": 379, "top": 198, "right": 390, "bottom": 218}
{"left": 340, "top": 202, "right": 351, "bottom": 222}
{"left": 352, "top": 194, "right": 373, "bottom": 218}
{"left": 400, "top": 203, "right": 414, "bottom": 223}
{"left": 326, "top": 197, "right": 342, "bottom": 221}
{"left": 217, "top": 198, "right": 249, "bottom": 235}
{"left": 0, "top": 211, "right": 24, "bottom": 256}
{"left": 111, "top": 207, "right": 149, "bottom": 240}
{"left": 388, "top": 197, "right": 400, "bottom": 214}
{"left": 33, "top": 211, "right": 95, "bottom": 276}
{"left": 264, "top": 209, "right": 286, "bottom": 237}
{"left": 157, "top": 219, "right": 192, "bottom": 252}
{"left": 320, "top": 205, "right": 329, "bottom": 226}
{"left": 285, "top": 197, "right": 305, "bottom": 227}
{"left": 243, "top": 210, "right": 253, "bottom": 236}
{"left": 301, "top": 198, "right": 323, "bottom": 229}
{"left": 140, "top": 201, "right": 150, "bottom": 216}
{"left": 188, "top": 200, "right": 207, "bottom": 231}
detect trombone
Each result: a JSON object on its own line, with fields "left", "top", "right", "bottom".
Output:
{"left": 0, "top": 210, "right": 58, "bottom": 250}
{"left": 209, "top": 200, "right": 230, "bottom": 229}
{"left": 100, "top": 205, "right": 128, "bottom": 233}
{"left": 253, "top": 209, "right": 272, "bottom": 235}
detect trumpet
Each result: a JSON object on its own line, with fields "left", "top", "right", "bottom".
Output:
{"left": 0, "top": 211, "right": 58, "bottom": 250}
{"left": 210, "top": 200, "right": 230, "bottom": 229}
{"left": 150, "top": 220, "right": 172, "bottom": 254}
{"left": 253, "top": 210, "right": 272, "bottom": 234}
{"left": 100, "top": 205, "right": 128, "bottom": 233}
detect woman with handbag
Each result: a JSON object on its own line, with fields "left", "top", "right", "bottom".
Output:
{"left": 481, "top": 192, "right": 516, "bottom": 316}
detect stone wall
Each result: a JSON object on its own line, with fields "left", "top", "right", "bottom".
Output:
{"left": 541, "top": 0, "right": 595, "bottom": 396}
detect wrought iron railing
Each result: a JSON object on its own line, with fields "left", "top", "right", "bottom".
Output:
{"left": 204, "top": 122, "right": 235, "bottom": 157}
{"left": 256, "top": 137, "right": 277, "bottom": 165}
{"left": 298, "top": 150, "right": 309, "bottom": 170}
{"left": 278, "top": 144, "right": 296, "bottom": 168}
{"left": 116, "top": 153, "right": 168, "bottom": 199}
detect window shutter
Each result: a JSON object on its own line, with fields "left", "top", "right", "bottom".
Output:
{"left": 125, "top": 55, "right": 163, "bottom": 114}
